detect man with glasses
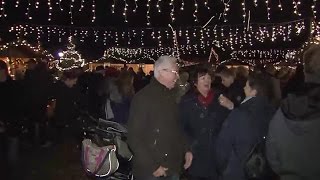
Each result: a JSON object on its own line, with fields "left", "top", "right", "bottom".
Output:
{"left": 128, "top": 56, "right": 193, "bottom": 180}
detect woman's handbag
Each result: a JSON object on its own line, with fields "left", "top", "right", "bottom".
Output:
{"left": 82, "top": 139, "right": 119, "bottom": 177}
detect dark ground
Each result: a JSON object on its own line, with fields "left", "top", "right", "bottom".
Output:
{"left": 19, "top": 139, "right": 90, "bottom": 180}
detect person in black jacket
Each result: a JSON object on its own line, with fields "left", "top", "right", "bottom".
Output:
{"left": 0, "top": 60, "right": 23, "bottom": 180}
{"left": 216, "top": 72, "right": 275, "bottom": 180}
{"left": 266, "top": 44, "right": 320, "bottom": 180}
{"left": 128, "top": 56, "right": 192, "bottom": 180}
{"left": 180, "top": 67, "right": 229, "bottom": 180}
{"left": 217, "top": 68, "right": 246, "bottom": 110}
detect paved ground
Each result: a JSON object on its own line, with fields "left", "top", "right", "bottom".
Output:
{"left": 21, "top": 140, "right": 90, "bottom": 180}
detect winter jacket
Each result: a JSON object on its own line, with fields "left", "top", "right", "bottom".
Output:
{"left": 0, "top": 78, "right": 23, "bottom": 136}
{"left": 180, "top": 91, "right": 229, "bottom": 178}
{"left": 216, "top": 96, "right": 275, "bottom": 180}
{"left": 127, "top": 78, "right": 188, "bottom": 178}
{"left": 266, "top": 83, "right": 320, "bottom": 180}
{"left": 222, "top": 79, "right": 246, "bottom": 108}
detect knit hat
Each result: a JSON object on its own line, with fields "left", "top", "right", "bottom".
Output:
{"left": 303, "top": 44, "right": 320, "bottom": 84}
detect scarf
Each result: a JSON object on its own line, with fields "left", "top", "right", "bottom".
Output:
{"left": 198, "top": 90, "right": 214, "bottom": 107}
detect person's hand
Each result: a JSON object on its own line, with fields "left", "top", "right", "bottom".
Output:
{"left": 219, "top": 95, "right": 234, "bottom": 110}
{"left": 153, "top": 166, "right": 168, "bottom": 177}
{"left": 184, "top": 151, "right": 193, "bottom": 169}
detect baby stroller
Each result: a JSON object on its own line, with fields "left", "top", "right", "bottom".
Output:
{"left": 80, "top": 113, "right": 133, "bottom": 180}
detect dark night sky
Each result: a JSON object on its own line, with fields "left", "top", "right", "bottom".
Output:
{"left": 0, "top": 0, "right": 317, "bottom": 60}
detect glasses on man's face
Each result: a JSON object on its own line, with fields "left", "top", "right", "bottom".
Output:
{"left": 162, "top": 69, "right": 179, "bottom": 76}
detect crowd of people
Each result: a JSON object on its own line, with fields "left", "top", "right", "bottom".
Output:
{"left": 0, "top": 44, "right": 320, "bottom": 180}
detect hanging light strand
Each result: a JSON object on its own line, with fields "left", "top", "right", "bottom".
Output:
{"left": 59, "top": 0, "right": 63, "bottom": 11}
{"left": 15, "top": 0, "right": 19, "bottom": 8}
{"left": 278, "top": 0, "right": 283, "bottom": 11}
{"left": 92, "top": 0, "right": 96, "bottom": 22}
{"left": 180, "top": 0, "right": 184, "bottom": 10}
{"left": 193, "top": 0, "right": 198, "bottom": 22}
{"left": 48, "top": 0, "right": 52, "bottom": 21}
{"left": 112, "top": 0, "right": 116, "bottom": 13}
{"left": 133, "top": 0, "right": 138, "bottom": 13}
{"left": 70, "top": 0, "right": 74, "bottom": 24}
{"left": 26, "top": 0, "right": 32, "bottom": 19}
{"left": 222, "top": 0, "right": 231, "bottom": 22}
{"left": 79, "top": 0, "right": 84, "bottom": 11}
{"left": 312, "top": 0, "right": 317, "bottom": 20}
{"left": 293, "top": 0, "right": 301, "bottom": 16}
{"left": 157, "top": 0, "right": 162, "bottom": 12}
{"left": 35, "top": 0, "right": 39, "bottom": 9}
{"left": 170, "top": 0, "right": 175, "bottom": 22}
{"left": 242, "top": 0, "right": 246, "bottom": 24}
{"left": 254, "top": 0, "right": 258, "bottom": 7}
{"left": 146, "top": 0, "right": 151, "bottom": 25}
{"left": 0, "top": 0, "right": 6, "bottom": 18}
{"left": 204, "top": 0, "right": 210, "bottom": 9}
{"left": 265, "top": 0, "right": 270, "bottom": 20}
{"left": 123, "top": 0, "right": 128, "bottom": 22}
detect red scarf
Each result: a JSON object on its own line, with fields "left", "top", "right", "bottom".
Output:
{"left": 198, "top": 90, "right": 214, "bottom": 107}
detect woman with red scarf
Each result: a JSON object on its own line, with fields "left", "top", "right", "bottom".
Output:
{"left": 180, "top": 67, "right": 230, "bottom": 180}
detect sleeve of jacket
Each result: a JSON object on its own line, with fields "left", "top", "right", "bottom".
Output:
{"left": 127, "top": 95, "right": 159, "bottom": 173}
{"left": 179, "top": 99, "right": 193, "bottom": 152}
{"left": 266, "top": 109, "right": 282, "bottom": 173}
{"left": 216, "top": 111, "right": 236, "bottom": 172}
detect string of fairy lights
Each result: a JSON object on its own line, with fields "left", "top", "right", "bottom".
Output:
{"left": 231, "top": 49, "right": 298, "bottom": 61}
{"left": 0, "top": 39, "right": 53, "bottom": 59}
{"left": 228, "top": 21, "right": 320, "bottom": 66}
{"left": 9, "top": 19, "right": 308, "bottom": 50}
{"left": 0, "top": 0, "right": 317, "bottom": 25}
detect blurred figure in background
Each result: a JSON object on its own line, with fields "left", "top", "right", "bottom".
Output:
{"left": 176, "top": 71, "right": 190, "bottom": 103}
{"left": 267, "top": 44, "right": 320, "bottom": 180}
{"left": 217, "top": 68, "right": 246, "bottom": 110}
{"left": 0, "top": 60, "right": 23, "bottom": 180}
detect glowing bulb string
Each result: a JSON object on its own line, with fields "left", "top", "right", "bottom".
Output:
{"left": 112, "top": 0, "right": 116, "bottom": 13}
{"left": 133, "top": 0, "right": 138, "bottom": 13}
{"left": 11, "top": 18, "right": 307, "bottom": 34}
{"left": 79, "top": 0, "right": 84, "bottom": 11}
{"left": 204, "top": 0, "right": 210, "bottom": 9}
{"left": 168, "top": 24, "right": 180, "bottom": 60}
{"left": 48, "top": 0, "right": 52, "bottom": 21}
{"left": 222, "top": 0, "right": 231, "bottom": 22}
{"left": 15, "top": 0, "right": 19, "bottom": 8}
{"left": 278, "top": 0, "right": 283, "bottom": 11}
{"left": 312, "top": 0, "right": 317, "bottom": 20}
{"left": 59, "top": 0, "right": 63, "bottom": 11}
{"left": 26, "top": 0, "right": 32, "bottom": 20}
{"left": 157, "top": 0, "right": 161, "bottom": 12}
{"left": 193, "top": 0, "right": 198, "bottom": 22}
{"left": 180, "top": 0, "right": 184, "bottom": 10}
{"left": 92, "top": 0, "right": 96, "bottom": 22}
{"left": 35, "top": 0, "right": 39, "bottom": 9}
{"left": 170, "top": 0, "right": 175, "bottom": 22}
{"left": 70, "top": 0, "right": 74, "bottom": 24}
{"left": 242, "top": 0, "right": 246, "bottom": 24}
{"left": 146, "top": 0, "right": 151, "bottom": 25}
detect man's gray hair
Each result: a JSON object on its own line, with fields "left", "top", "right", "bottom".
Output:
{"left": 154, "top": 56, "right": 177, "bottom": 78}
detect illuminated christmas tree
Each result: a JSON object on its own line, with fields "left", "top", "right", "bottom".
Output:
{"left": 56, "top": 36, "right": 85, "bottom": 71}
